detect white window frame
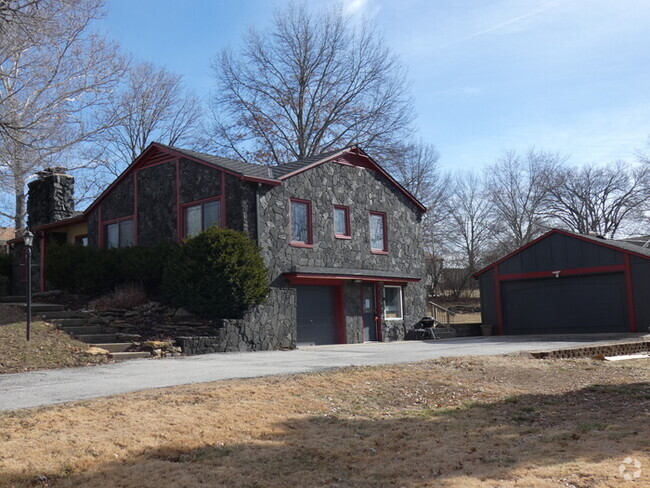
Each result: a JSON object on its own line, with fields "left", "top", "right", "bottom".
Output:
{"left": 383, "top": 285, "right": 403, "bottom": 320}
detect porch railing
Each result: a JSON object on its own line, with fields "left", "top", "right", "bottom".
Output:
{"left": 427, "top": 301, "right": 456, "bottom": 327}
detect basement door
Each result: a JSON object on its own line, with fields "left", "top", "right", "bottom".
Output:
{"left": 296, "top": 285, "right": 337, "bottom": 346}
{"left": 501, "top": 273, "right": 628, "bottom": 334}
{"left": 361, "top": 283, "right": 378, "bottom": 341}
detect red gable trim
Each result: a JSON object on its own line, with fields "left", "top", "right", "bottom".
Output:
{"left": 473, "top": 228, "right": 650, "bottom": 278}
{"left": 285, "top": 272, "right": 420, "bottom": 284}
{"left": 85, "top": 143, "right": 280, "bottom": 215}
{"left": 278, "top": 147, "right": 427, "bottom": 213}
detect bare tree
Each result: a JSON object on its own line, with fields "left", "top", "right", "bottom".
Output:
{"left": 0, "top": 0, "right": 125, "bottom": 230}
{"left": 383, "top": 141, "right": 450, "bottom": 295}
{"left": 441, "top": 172, "right": 495, "bottom": 298}
{"left": 95, "top": 62, "right": 204, "bottom": 177}
{"left": 546, "top": 161, "right": 650, "bottom": 238}
{"left": 210, "top": 1, "right": 414, "bottom": 165}
{"left": 486, "top": 148, "right": 565, "bottom": 252}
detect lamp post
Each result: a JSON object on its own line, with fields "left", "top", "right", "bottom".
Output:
{"left": 24, "top": 230, "right": 34, "bottom": 341}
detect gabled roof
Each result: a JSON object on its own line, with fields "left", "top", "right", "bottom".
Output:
{"left": 273, "top": 146, "right": 427, "bottom": 212}
{"left": 473, "top": 228, "right": 650, "bottom": 278}
{"left": 153, "top": 143, "right": 277, "bottom": 182}
{"left": 85, "top": 142, "right": 426, "bottom": 215}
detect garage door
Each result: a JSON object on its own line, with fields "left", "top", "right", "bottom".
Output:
{"left": 296, "top": 285, "right": 337, "bottom": 346}
{"left": 502, "top": 273, "right": 628, "bottom": 334}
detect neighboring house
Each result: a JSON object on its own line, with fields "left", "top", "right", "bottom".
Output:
{"left": 11, "top": 143, "right": 427, "bottom": 349}
{"left": 0, "top": 227, "right": 15, "bottom": 254}
{"left": 474, "top": 228, "right": 650, "bottom": 335}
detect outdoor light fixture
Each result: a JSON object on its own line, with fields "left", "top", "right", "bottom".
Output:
{"left": 24, "top": 230, "right": 33, "bottom": 341}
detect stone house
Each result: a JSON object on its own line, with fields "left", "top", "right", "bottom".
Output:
{"left": 11, "top": 143, "right": 427, "bottom": 350}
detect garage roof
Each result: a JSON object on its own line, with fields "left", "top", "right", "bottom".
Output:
{"left": 474, "top": 228, "right": 650, "bottom": 278}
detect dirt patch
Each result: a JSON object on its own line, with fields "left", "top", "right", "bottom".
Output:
{"left": 0, "top": 305, "right": 109, "bottom": 373}
{"left": 0, "top": 355, "right": 647, "bottom": 487}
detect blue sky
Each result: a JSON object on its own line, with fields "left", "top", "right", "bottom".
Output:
{"left": 98, "top": 0, "right": 650, "bottom": 171}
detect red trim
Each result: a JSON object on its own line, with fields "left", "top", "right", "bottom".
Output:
{"left": 333, "top": 205, "right": 351, "bottom": 238}
{"left": 85, "top": 143, "right": 279, "bottom": 216}
{"left": 98, "top": 206, "right": 103, "bottom": 248}
{"left": 375, "top": 283, "right": 383, "bottom": 341}
{"left": 277, "top": 147, "right": 426, "bottom": 213}
{"left": 176, "top": 160, "right": 182, "bottom": 243}
{"left": 133, "top": 170, "right": 139, "bottom": 246}
{"left": 494, "top": 264, "right": 504, "bottom": 335}
{"left": 285, "top": 273, "right": 419, "bottom": 284}
{"left": 101, "top": 215, "right": 134, "bottom": 226}
{"left": 498, "top": 264, "right": 625, "bottom": 282}
{"left": 39, "top": 232, "right": 46, "bottom": 292}
{"left": 221, "top": 172, "right": 227, "bottom": 228}
{"left": 474, "top": 228, "right": 650, "bottom": 278}
{"left": 335, "top": 285, "right": 346, "bottom": 344}
{"left": 369, "top": 211, "right": 388, "bottom": 253}
{"left": 624, "top": 255, "right": 637, "bottom": 332}
{"left": 289, "top": 198, "right": 313, "bottom": 246}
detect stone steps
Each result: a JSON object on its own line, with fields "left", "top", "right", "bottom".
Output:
{"left": 60, "top": 325, "right": 111, "bottom": 335}
{"left": 89, "top": 342, "right": 133, "bottom": 353}
{"left": 40, "top": 310, "right": 89, "bottom": 320}
{"left": 0, "top": 295, "right": 26, "bottom": 303}
{"left": 110, "top": 351, "right": 151, "bottom": 361}
{"left": 6, "top": 303, "right": 65, "bottom": 312}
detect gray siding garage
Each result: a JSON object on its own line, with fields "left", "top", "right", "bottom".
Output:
{"left": 475, "top": 229, "right": 650, "bottom": 335}
{"left": 296, "top": 285, "right": 337, "bottom": 346}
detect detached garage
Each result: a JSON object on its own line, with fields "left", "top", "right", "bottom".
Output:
{"left": 474, "top": 229, "right": 650, "bottom": 335}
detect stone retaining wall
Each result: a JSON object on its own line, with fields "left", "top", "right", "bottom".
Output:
{"left": 530, "top": 341, "right": 650, "bottom": 359}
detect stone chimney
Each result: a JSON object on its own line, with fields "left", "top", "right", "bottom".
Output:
{"left": 27, "top": 167, "right": 74, "bottom": 228}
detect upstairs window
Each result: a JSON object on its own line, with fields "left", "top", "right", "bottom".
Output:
{"left": 184, "top": 199, "right": 221, "bottom": 237}
{"left": 105, "top": 219, "right": 133, "bottom": 249}
{"left": 290, "top": 198, "right": 312, "bottom": 246}
{"left": 369, "top": 211, "right": 387, "bottom": 253}
{"left": 333, "top": 205, "right": 350, "bottom": 238}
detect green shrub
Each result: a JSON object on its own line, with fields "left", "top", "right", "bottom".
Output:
{"left": 45, "top": 242, "right": 178, "bottom": 294}
{"left": 162, "top": 227, "right": 269, "bottom": 318}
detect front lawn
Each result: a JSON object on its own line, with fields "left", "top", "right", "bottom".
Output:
{"left": 0, "top": 305, "right": 109, "bottom": 373}
{"left": 0, "top": 354, "right": 647, "bottom": 487}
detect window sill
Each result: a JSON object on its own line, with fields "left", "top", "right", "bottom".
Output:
{"left": 335, "top": 234, "right": 352, "bottom": 240}
{"left": 384, "top": 317, "right": 403, "bottom": 321}
{"left": 371, "top": 250, "right": 389, "bottom": 255}
{"left": 290, "top": 242, "right": 314, "bottom": 248}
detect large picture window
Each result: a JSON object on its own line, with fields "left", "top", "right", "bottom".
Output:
{"left": 333, "top": 205, "right": 350, "bottom": 238}
{"left": 105, "top": 219, "right": 134, "bottom": 249}
{"left": 383, "top": 286, "right": 403, "bottom": 320}
{"left": 369, "top": 211, "right": 387, "bottom": 253}
{"left": 290, "top": 199, "right": 312, "bottom": 246}
{"left": 184, "top": 199, "right": 221, "bottom": 237}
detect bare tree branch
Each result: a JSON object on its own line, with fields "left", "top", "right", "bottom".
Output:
{"left": 209, "top": 1, "right": 414, "bottom": 165}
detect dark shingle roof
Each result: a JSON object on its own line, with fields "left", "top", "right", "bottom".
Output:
{"left": 290, "top": 265, "right": 421, "bottom": 281}
{"left": 566, "top": 230, "right": 650, "bottom": 259}
{"left": 271, "top": 147, "right": 352, "bottom": 178}
{"left": 155, "top": 144, "right": 277, "bottom": 181}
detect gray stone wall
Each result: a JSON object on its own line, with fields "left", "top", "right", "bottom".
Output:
{"left": 225, "top": 175, "right": 257, "bottom": 239}
{"left": 27, "top": 171, "right": 74, "bottom": 228}
{"left": 86, "top": 210, "right": 99, "bottom": 248}
{"left": 137, "top": 162, "right": 177, "bottom": 246}
{"left": 101, "top": 173, "right": 134, "bottom": 222}
{"left": 179, "top": 158, "right": 222, "bottom": 204}
{"left": 256, "top": 159, "right": 426, "bottom": 343}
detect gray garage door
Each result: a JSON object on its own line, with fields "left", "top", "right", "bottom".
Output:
{"left": 502, "top": 273, "right": 628, "bottom": 334}
{"left": 296, "top": 285, "right": 337, "bottom": 346}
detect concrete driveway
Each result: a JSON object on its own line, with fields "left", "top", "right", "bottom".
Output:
{"left": 0, "top": 334, "right": 646, "bottom": 412}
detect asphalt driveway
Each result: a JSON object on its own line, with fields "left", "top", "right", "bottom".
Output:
{"left": 0, "top": 334, "right": 646, "bottom": 411}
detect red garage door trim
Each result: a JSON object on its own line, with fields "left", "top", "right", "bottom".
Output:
{"left": 493, "top": 262, "right": 637, "bottom": 334}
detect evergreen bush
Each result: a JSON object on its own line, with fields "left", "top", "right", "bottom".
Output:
{"left": 162, "top": 227, "right": 268, "bottom": 318}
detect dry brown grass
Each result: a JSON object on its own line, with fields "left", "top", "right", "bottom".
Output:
{"left": 0, "top": 355, "right": 648, "bottom": 487}
{"left": 0, "top": 305, "right": 108, "bottom": 374}
{"left": 93, "top": 283, "right": 148, "bottom": 311}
